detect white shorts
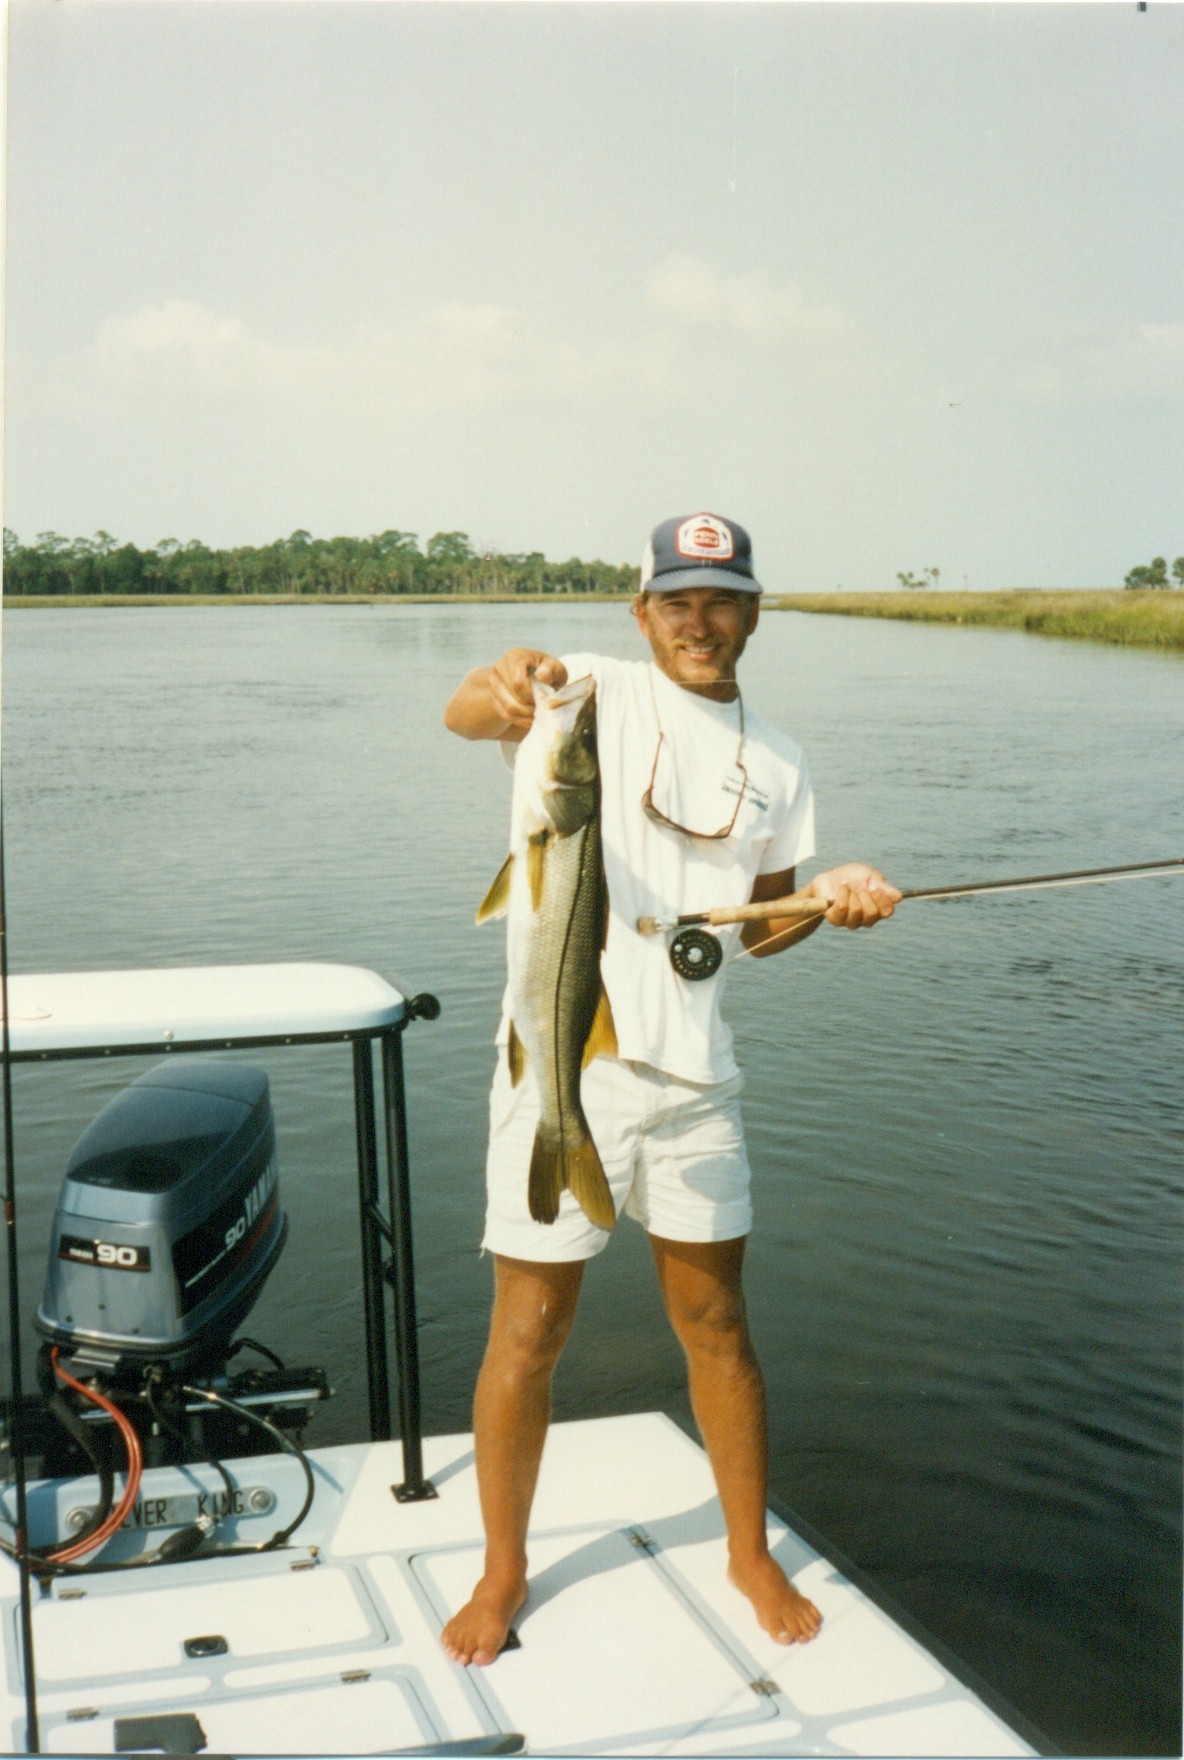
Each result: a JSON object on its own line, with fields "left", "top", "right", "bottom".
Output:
{"left": 481, "top": 1053, "right": 753, "bottom": 1262}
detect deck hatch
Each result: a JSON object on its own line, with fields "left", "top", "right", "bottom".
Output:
{"left": 29, "top": 1561, "right": 390, "bottom": 1683}
{"left": 38, "top": 1667, "right": 443, "bottom": 1757}
{"left": 408, "top": 1524, "right": 799, "bottom": 1753}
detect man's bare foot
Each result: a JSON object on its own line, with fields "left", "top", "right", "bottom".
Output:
{"left": 728, "top": 1553, "right": 822, "bottom": 1645}
{"left": 440, "top": 1572, "right": 528, "bottom": 1667}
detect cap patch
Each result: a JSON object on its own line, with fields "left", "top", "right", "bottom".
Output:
{"left": 641, "top": 511, "right": 761, "bottom": 593}
{"left": 676, "top": 515, "right": 734, "bottom": 562}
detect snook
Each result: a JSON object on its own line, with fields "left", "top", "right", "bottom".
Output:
{"left": 477, "top": 674, "right": 618, "bottom": 1230}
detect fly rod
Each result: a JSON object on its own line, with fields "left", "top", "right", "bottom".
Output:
{"left": 638, "top": 857, "right": 1184, "bottom": 937}
{"left": 0, "top": 798, "right": 42, "bottom": 1751}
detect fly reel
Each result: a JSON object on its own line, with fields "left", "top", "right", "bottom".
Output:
{"left": 668, "top": 927, "right": 724, "bottom": 981}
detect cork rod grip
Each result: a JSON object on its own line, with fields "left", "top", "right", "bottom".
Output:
{"left": 703, "top": 893, "right": 830, "bottom": 927}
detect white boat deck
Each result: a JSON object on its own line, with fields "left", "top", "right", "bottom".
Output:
{"left": 0, "top": 964, "right": 1041, "bottom": 1753}
{"left": 2, "top": 1412, "right": 1038, "bottom": 1757}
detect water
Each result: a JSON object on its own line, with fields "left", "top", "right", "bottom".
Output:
{"left": 2, "top": 604, "right": 1181, "bottom": 1756}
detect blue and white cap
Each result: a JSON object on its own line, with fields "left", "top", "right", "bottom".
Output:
{"left": 639, "top": 513, "right": 762, "bottom": 595}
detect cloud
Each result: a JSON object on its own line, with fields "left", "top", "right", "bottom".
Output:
{"left": 1087, "top": 320, "right": 1184, "bottom": 399}
{"left": 52, "top": 294, "right": 662, "bottom": 421}
{"left": 62, "top": 294, "right": 638, "bottom": 416}
{"left": 646, "top": 255, "right": 861, "bottom": 348}
{"left": 97, "top": 300, "right": 253, "bottom": 367}
{"left": 1010, "top": 318, "right": 1184, "bottom": 405}
{"left": 78, "top": 296, "right": 524, "bottom": 411}
{"left": 51, "top": 258, "right": 867, "bottom": 427}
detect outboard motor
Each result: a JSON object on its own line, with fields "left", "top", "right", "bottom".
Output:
{"left": 2, "top": 1060, "right": 328, "bottom": 1575}
{"left": 37, "top": 1059, "right": 286, "bottom": 1380}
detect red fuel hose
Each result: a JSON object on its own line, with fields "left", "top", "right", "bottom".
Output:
{"left": 45, "top": 1349, "right": 143, "bottom": 1564}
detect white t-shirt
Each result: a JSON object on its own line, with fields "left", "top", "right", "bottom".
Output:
{"left": 500, "top": 653, "right": 815, "bottom": 1085}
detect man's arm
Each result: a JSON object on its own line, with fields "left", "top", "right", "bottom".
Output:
{"left": 741, "top": 863, "right": 902, "bottom": 958}
{"left": 443, "top": 648, "right": 568, "bottom": 742}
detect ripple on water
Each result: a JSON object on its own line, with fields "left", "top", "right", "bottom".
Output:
{"left": 2, "top": 606, "right": 1181, "bottom": 1756}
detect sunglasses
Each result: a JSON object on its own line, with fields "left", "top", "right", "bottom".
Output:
{"left": 641, "top": 694, "right": 748, "bottom": 840}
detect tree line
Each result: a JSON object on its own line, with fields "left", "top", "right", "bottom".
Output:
{"left": 1, "top": 529, "right": 640, "bottom": 599}
{"left": 1124, "top": 556, "right": 1184, "bottom": 591}
{"left": 897, "top": 560, "right": 1184, "bottom": 592}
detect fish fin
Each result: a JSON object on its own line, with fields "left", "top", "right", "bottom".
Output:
{"left": 476, "top": 854, "right": 514, "bottom": 924}
{"left": 507, "top": 1021, "right": 527, "bottom": 1088}
{"left": 565, "top": 1135, "right": 617, "bottom": 1232}
{"left": 528, "top": 1130, "right": 564, "bottom": 1226}
{"left": 527, "top": 1129, "right": 617, "bottom": 1233}
{"left": 581, "top": 984, "right": 618, "bottom": 1068}
{"left": 526, "top": 831, "right": 549, "bottom": 911}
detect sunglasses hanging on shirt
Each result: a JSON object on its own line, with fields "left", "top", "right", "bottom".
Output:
{"left": 642, "top": 680, "right": 744, "bottom": 979}
{"left": 641, "top": 691, "right": 748, "bottom": 841}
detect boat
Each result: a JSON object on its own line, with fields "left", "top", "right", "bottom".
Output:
{"left": 1, "top": 960, "right": 1051, "bottom": 1756}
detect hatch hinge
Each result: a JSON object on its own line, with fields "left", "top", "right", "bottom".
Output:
{"left": 749, "top": 1677, "right": 781, "bottom": 1698}
{"left": 626, "top": 1527, "right": 656, "bottom": 1553}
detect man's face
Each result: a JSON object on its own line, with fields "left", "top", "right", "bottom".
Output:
{"left": 635, "top": 586, "right": 760, "bottom": 698}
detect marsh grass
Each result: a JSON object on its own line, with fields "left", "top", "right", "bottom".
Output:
{"left": 769, "top": 590, "right": 1184, "bottom": 652}
{"left": 8, "top": 588, "right": 1182, "bottom": 651}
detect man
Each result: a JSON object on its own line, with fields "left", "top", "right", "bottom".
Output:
{"left": 441, "top": 512, "right": 899, "bottom": 1667}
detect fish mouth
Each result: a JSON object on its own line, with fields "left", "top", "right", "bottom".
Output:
{"left": 538, "top": 673, "right": 596, "bottom": 709}
{"left": 544, "top": 690, "right": 598, "bottom": 788}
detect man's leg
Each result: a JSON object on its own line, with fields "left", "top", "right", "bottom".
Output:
{"left": 441, "top": 1253, "right": 585, "bottom": 1665}
{"left": 649, "top": 1234, "right": 821, "bottom": 1645}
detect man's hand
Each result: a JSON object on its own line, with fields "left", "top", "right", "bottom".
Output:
{"left": 805, "top": 863, "right": 902, "bottom": 929}
{"left": 444, "top": 648, "right": 568, "bottom": 741}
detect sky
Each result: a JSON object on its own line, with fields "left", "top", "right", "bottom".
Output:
{"left": 3, "top": 0, "right": 1182, "bottom": 592}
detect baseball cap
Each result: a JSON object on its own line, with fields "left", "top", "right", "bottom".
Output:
{"left": 639, "top": 512, "right": 762, "bottom": 595}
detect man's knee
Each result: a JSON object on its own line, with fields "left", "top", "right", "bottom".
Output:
{"left": 650, "top": 1236, "right": 752, "bottom": 1360}
{"left": 666, "top": 1283, "right": 752, "bottom": 1361}
{"left": 493, "top": 1303, "right": 576, "bottom": 1372}
{"left": 487, "top": 1257, "right": 583, "bottom": 1373}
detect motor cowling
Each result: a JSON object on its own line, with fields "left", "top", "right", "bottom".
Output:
{"left": 36, "top": 1059, "right": 286, "bottom": 1380}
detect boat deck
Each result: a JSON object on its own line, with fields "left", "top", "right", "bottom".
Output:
{"left": 3, "top": 1412, "right": 1038, "bottom": 1756}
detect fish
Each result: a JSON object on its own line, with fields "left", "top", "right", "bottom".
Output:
{"left": 476, "top": 673, "right": 618, "bottom": 1230}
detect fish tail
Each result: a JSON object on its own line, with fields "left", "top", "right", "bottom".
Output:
{"left": 528, "top": 1128, "right": 617, "bottom": 1232}
{"left": 528, "top": 1128, "right": 565, "bottom": 1226}
{"left": 566, "top": 1135, "right": 617, "bottom": 1231}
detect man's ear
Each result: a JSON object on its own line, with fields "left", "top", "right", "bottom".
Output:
{"left": 747, "top": 597, "right": 760, "bottom": 634}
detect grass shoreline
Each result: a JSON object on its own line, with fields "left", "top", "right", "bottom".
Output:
{"left": 768, "top": 590, "right": 1184, "bottom": 652}
{"left": 4, "top": 588, "right": 1181, "bottom": 651}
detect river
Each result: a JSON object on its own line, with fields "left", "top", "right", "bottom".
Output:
{"left": 2, "top": 603, "right": 1181, "bottom": 1755}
